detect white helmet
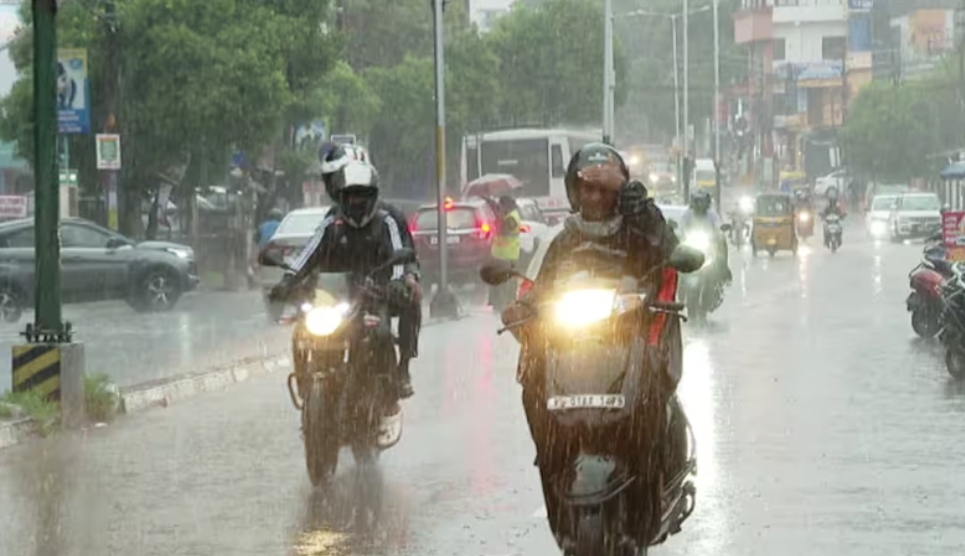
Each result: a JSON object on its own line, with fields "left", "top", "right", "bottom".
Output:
{"left": 336, "top": 160, "right": 381, "bottom": 228}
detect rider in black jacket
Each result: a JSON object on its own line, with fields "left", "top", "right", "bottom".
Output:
{"left": 272, "top": 159, "right": 420, "bottom": 402}
{"left": 501, "top": 143, "right": 688, "bottom": 530}
{"left": 316, "top": 142, "right": 421, "bottom": 398}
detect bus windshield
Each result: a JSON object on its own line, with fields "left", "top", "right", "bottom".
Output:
{"left": 480, "top": 139, "right": 550, "bottom": 197}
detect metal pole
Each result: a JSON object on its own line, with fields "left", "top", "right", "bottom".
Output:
{"left": 683, "top": 0, "right": 690, "bottom": 200}
{"left": 713, "top": 0, "right": 722, "bottom": 210}
{"left": 430, "top": 0, "right": 457, "bottom": 317}
{"left": 672, "top": 14, "right": 682, "bottom": 189}
{"left": 603, "top": 0, "right": 614, "bottom": 144}
{"left": 32, "top": 0, "right": 62, "bottom": 333}
{"left": 103, "top": 0, "right": 119, "bottom": 231}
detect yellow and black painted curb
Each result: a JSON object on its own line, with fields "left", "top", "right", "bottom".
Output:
{"left": 12, "top": 344, "right": 61, "bottom": 402}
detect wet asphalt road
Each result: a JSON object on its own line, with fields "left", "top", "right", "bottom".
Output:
{"left": 3, "top": 224, "right": 965, "bottom": 556}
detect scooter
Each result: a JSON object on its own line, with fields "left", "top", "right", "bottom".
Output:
{"left": 907, "top": 232, "right": 948, "bottom": 339}
{"left": 679, "top": 224, "right": 732, "bottom": 321}
{"left": 823, "top": 214, "right": 843, "bottom": 252}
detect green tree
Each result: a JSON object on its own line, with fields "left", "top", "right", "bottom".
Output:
{"left": 843, "top": 80, "right": 951, "bottom": 181}
{"left": 487, "top": 0, "right": 629, "bottom": 127}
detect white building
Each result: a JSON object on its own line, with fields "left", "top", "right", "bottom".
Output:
{"left": 470, "top": 0, "right": 515, "bottom": 32}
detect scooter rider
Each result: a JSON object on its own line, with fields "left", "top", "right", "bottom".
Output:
{"left": 271, "top": 159, "right": 421, "bottom": 407}
{"left": 680, "top": 190, "right": 733, "bottom": 283}
{"left": 317, "top": 142, "right": 421, "bottom": 398}
{"left": 500, "top": 143, "right": 690, "bottom": 530}
{"left": 820, "top": 186, "right": 847, "bottom": 246}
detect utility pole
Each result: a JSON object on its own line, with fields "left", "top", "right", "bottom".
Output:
{"left": 429, "top": 0, "right": 458, "bottom": 318}
{"left": 15, "top": 0, "right": 85, "bottom": 428}
{"left": 713, "top": 0, "right": 722, "bottom": 211}
{"left": 103, "top": 0, "right": 119, "bottom": 231}
{"left": 672, "top": 14, "right": 681, "bottom": 187}
{"left": 603, "top": 0, "right": 614, "bottom": 145}
{"left": 683, "top": 0, "right": 690, "bottom": 200}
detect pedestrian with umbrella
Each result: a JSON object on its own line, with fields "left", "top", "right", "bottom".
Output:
{"left": 488, "top": 194, "right": 522, "bottom": 310}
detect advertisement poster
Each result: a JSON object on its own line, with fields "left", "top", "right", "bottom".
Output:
{"left": 942, "top": 210, "right": 965, "bottom": 262}
{"left": 95, "top": 133, "right": 121, "bottom": 169}
{"left": 57, "top": 48, "right": 90, "bottom": 134}
{"left": 0, "top": 195, "right": 28, "bottom": 219}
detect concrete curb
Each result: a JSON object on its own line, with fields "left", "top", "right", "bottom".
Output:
{"left": 0, "top": 311, "right": 484, "bottom": 450}
{"left": 119, "top": 354, "right": 292, "bottom": 414}
{"left": 0, "top": 417, "right": 38, "bottom": 450}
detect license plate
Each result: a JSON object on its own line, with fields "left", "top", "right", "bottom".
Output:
{"left": 547, "top": 394, "right": 626, "bottom": 410}
{"left": 429, "top": 235, "right": 461, "bottom": 245}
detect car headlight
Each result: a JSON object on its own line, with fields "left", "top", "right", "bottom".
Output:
{"left": 166, "top": 248, "right": 191, "bottom": 259}
{"left": 798, "top": 211, "right": 810, "bottom": 222}
{"left": 739, "top": 196, "right": 754, "bottom": 214}
{"left": 628, "top": 155, "right": 641, "bottom": 167}
{"left": 553, "top": 289, "right": 615, "bottom": 329}
{"left": 304, "top": 302, "right": 350, "bottom": 336}
{"left": 649, "top": 173, "right": 659, "bottom": 183}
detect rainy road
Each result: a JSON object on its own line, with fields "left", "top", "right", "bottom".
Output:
{"left": 0, "top": 291, "right": 287, "bottom": 388}
{"left": 3, "top": 225, "right": 965, "bottom": 556}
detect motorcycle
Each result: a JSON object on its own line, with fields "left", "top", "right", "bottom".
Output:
{"left": 263, "top": 248, "right": 415, "bottom": 486}
{"left": 907, "top": 232, "right": 948, "bottom": 339}
{"left": 823, "top": 213, "right": 843, "bottom": 252}
{"left": 480, "top": 245, "right": 705, "bottom": 556}
{"left": 679, "top": 224, "right": 732, "bottom": 321}
{"left": 939, "top": 261, "right": 965, "bottom": 379}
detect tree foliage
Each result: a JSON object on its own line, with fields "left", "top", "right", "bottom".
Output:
{"left": 843, "top": 77, "right": 960, "bottom": 181}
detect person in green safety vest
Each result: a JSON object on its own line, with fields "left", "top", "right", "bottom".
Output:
{"left": 489, "top": 195, "right": 522, "bottom": 309}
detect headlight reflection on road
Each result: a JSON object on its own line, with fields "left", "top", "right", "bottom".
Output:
{"left": 797, "top": 243, "right": 811, "bottom": 300}
{"left": 873, "top": 254, "right": 883, "bottom": 295}
{"left": 678, "top": 339, "right": 727, "bottom": 554}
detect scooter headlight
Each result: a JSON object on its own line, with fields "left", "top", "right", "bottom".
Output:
{"left": 870, "top": 220, "right": 887, "bottom": 237}
{"left": 798, "top": 211, "right": 810, "bottom": 223}
{"left": 553, "top": 289, "right": 616, "bottom": 329}
{"left": 739, "top": 196, "right": 754, "bottom": 214}
{"left": 685, "top": 231, "right": 712, "bottom": 253}
{"left": 304, "top": 302, "right": 350, "bottom": 336}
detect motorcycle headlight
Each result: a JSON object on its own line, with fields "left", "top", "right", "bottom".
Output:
{"left": 739, "top": 196, "right": 754, "bottom": 214}
{"left": 553, "top": 289, "right": 616, "bottom": 329}
{"left": 870, "top": 220, "right": 887, "bottom": 236}
{"left": 685, "top": 231, "right": 711, "bottom": 253}
{"left": 798, "top": 211, "right": 810, "bottom": 222}
{"left": 304, "top": 302, "right": 350, "bottom": 336}
{"left": 649, "top": 172, "right": 659, "bottom": 183}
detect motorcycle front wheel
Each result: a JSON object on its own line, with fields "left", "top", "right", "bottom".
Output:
{"left": 304, "top": 374, "right": 339, "bottom": 486}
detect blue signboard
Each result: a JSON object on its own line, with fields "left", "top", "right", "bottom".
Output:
{"left": 57, "top": 48, "right": 91, "bottom": 134}
{"left": 848, "top": 0, "right": 872, "bottom": 11}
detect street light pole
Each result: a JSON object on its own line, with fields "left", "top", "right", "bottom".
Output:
{"left": 713, "top": 0, "right": 722, "bottom": 210}
{"left": 683, "top": 0, "right": 690, "bottom": 200}
{"left": 603, "top": 0, "right": 614, "bottom": 145}
{"left": 671, "top": 14, "right": 681, "bottom": 186}
{"left": 430, "top": 0, "right": 458, "bottom": 318}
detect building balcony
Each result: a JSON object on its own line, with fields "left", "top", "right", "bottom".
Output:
{"left": 733, "top": 8, "right": 773, "bottom": 44}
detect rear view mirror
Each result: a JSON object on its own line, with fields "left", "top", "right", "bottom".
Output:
{"left": 106, "top": 237, "right": 128, "bottom": 249}
{"left": 668, "top": 220, "right": 679, "bottom": 231}
{"left": 720, "top": 223, "right": 733, "bottom": 233}
{"left": 668, "top": 245, "right": 705, "bottom": 274}
{"left": 927, "top": 231, "right": 943, "bottom": 242}
{"left": 479, "top": 259, "right": 519, "bottom": 286}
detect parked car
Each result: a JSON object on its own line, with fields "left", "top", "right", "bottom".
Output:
{"left": 866, "top": 194, "right": 899, "bottom": 238}
{"left": 888, "top": 192, "right": 942, "bottom": 242}
{"left": 256, "top": 206, "right": 331, "bottom": 290}
{"left": 410, "top": 198, "right": 497, "bottom": 286}
{"left": 814, "top": 169, "right": 849, "bottom": 197}
{"left": 0, "top": 218, "right": 199, "bottom": 322}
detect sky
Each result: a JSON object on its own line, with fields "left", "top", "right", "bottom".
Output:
{"left": 0, "top": 5, "right": 18, "bottom": 97}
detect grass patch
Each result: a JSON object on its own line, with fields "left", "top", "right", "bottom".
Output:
{"left": 85, "top": 373, "right": 120, "bottom": 423}
{"left": 0, "top": 389, "right": 59, "bottom": 435}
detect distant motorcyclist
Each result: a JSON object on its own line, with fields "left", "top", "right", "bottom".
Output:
{"left": 316, "top": 142, "right": 421, "bottom": 398}
{"left": 820, "top": 186, "right": 847, "bottom": 247}
{"left": 680, "top": 190, "right": 732, "bottom": 283}
{"left": 271, "top": 159, "right": 420, "bottom": 409}
{"left": 500, "top": 143, "right": 688, "bottom": 528}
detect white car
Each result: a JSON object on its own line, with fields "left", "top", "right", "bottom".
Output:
{"left": 256, "top": 206, "right": 331, "bottom": 289}
{"left": 815, "top": 169, "right": 848, "bottom": 197}
{"left": 866, "top": 194, "right": 898, "bottom": 238}
{"left": 887, "top": 193, "right": 942, "bottom": 242}
{"left": 515, "top": 197, "right": 552, "bottom": 261}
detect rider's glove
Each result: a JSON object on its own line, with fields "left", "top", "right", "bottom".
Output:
{"left": 618, "top": 180, "right": 649, "bottom": 217}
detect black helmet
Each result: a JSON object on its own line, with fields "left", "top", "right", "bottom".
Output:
{"left": 336, "top": 160, "right": 380, "bottom": 228}
{"left": 563, "top": 143, "right": 629, "bottom": 211}
{"left": 318, "top": 142, "right": 349, "bottom": 200}
{"left": 690, "top": 190, "right": 712, "bottom": 214}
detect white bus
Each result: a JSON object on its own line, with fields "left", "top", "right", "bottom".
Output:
{"left": 460, "top": 128, "right": 601, "bottom": 218}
